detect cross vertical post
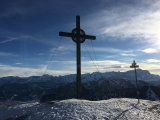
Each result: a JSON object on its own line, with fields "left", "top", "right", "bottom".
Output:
{"left": 76, "top": 16, "right": 81, "bottom": 98}
{"left": 130, "top": 60, "right": 140, "bottom": 103}
{"left": 59, "top": 15, "right": 96, "bottom": 99}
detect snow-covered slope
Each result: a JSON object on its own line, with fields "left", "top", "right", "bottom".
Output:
{"left": 0, "top": 98, "right": 160, "bottom": 120}
{"left": 146, "top": 86, "right": 159, "bottom": 100}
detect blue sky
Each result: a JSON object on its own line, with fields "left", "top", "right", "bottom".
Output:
{"left": 0, "top": 0, "right": 160, "bottom": 77}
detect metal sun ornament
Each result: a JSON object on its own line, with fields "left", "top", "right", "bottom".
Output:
{"left": 71, "top": 28, "right": 86, "bottom": 43}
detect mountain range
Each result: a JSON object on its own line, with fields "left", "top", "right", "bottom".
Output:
{"left": 0, "top": 69, "right": 160, "bottom": 102}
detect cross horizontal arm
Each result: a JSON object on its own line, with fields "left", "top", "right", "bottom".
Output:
{"left": 80, "top": 35, "right": 96, "bottom": 40}
{"left": 130, "top": 65, "right": 139, "bottom": 68}
{"left": 59, "top": 32, "right": 96, "bottom": 40}
{"left": 59, "top": 32, "right": 75, "bottom": 37}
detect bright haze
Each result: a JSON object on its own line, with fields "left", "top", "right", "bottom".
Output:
{"left": 0, "top": 0, "right": 160, "bottom": 77}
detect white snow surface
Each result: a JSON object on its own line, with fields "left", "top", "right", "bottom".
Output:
{"left": 0, "top": 98, "right": 160, "bottom": 120}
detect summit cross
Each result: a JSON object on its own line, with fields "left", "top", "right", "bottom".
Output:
{"left": 59, "top": 15, "right": 96, "bottom": 99}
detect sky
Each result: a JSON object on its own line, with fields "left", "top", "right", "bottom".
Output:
{"left": 0, "top": 0, "right": 160, "bottom": 77}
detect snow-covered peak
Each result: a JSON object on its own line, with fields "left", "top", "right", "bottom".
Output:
{"left": 0, "top": 69, "right": 160, "bottom": 86}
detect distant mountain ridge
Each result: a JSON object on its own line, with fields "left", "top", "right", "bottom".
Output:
{"left": 0, "top": 69, "right": 160, "bottom": 86}
{"left": 0, "top": 69, "right": 160, "bottom": 102}
{"left": 40, "top": 78, "right": 159, "bottom": 102}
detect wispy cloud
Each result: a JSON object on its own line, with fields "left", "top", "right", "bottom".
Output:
{"left": 82, "top": 46, "right": 131, "bottom": 53}
{"left": 0, "top": 52, "right": 18, "bottom": 57}
{"left": 141, "top": 48, "right": 159, "bottom": 54}
{"left": 0, "top": 0, "right": 76, "bottom": 18}
{"left": 50, "top": 43, "right": 133, "bottom": 54}
{"left": 37, "top": 53, "right": 45, "bottom": 56}
{"left": 146, "top": 59, "right": 160, "bottom": 63}
{"left": 0, "top": 1, "right": 40, "bottom": 17}
{"left": 0, "top": 35, "right": 32, "bottom": 44}
{"left": 15, "top": 63, "right": 23, "bottom": 65}
{"left": 84, "top": 60, "right": 131, "bottom": 72}
{"left": 139, "top": 62, "right": 160, "bottom": 75}
{"left": 120, "top": 53, "right": 136, "bottom": 56}
{"left": 0, "top": 39, "right": 16, "bottom": 43}
{"left": 0, "top": 63, "right": 76, "bottom": 77}
{"left": 1, "top": 58, "right": 160, "bottom": 77}
{"left": 83, "top": 0, "right": 160, "bottom": 47}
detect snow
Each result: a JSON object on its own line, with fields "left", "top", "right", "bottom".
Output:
{"left": 1, "top": 69, "right": 160, "bottom": 87}
{"left": 0, "top": 98, "right": 160, "bottom": 120}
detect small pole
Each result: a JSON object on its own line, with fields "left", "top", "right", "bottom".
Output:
{"left": 130, "top": 60, "right": 140, "bottom": 103}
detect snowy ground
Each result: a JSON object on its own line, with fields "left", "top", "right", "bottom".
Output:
{"left": 0, "top": 98, "right": 160, "bottom": 120}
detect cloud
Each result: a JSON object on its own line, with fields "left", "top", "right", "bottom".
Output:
{"left": 51, "top": 43, "right": 133, "bottom": 54}
{"left": 0, "top": 60, "right": 129, "bottom": 77}
{"left": 0, "top": 39, "right": 15, "bottom": 44}
{"left": 120, "top": 53, "right": 136, "bottom": 56}
{"left": 146, "top": 59, "right": 160, "bottom": 63}
{"left": 86, "top": 60, "right": 131, "bottom": 71}
{"left": 104, "top": 65, "right": 128, "bottom": 69}
{"left": 1, "top": 58, "right": 160, "bottom": 77}
{"left": 0, "top": 0, "right": 78, "bottom": 18}
{"left": 83, "top": 0, "right": 160, "bottom": 47}
{"left": 139, "top": 62, "right": 160, "bottom": 75}
{"left": 15, "top": 63, "right": 23, "bottom": 65}
{"left": 50, "top": 44, "right": 73, "bottom": 52}
{"left": 0, "top": 36, "right": 20, "bottom": 44}
{"left": 0, "top": 64, "right": 74, "bottom": 77}
{"left": 48, "top": 43, "right": 134, "bottom": 59}
{"left": 83, "top": 46, "right": 131, "bottom": 53}
{"left": 0, "top": 52, "right": 18, "bottom": 57}
{"left": 37, "top": 53, "right": 45, "bottom": 56}
{"left": 0, "top": 35, "right": 32, "bottom": 44}
{"left": 141, "top": 48, "right": 159, "bottom": 53}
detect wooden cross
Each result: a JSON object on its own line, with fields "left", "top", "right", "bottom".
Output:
{"left": 130, "top": 60, "right": 140, "bottom": 103}
{"left": 59, "top": 15, "right": 96, "bottom": 99}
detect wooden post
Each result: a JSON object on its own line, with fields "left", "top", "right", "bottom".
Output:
{"left": 130, "top": 60, "right": 140, "bottom": 103}
{"left": 76, "top": 16, "right": 81, "bottom": 98}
